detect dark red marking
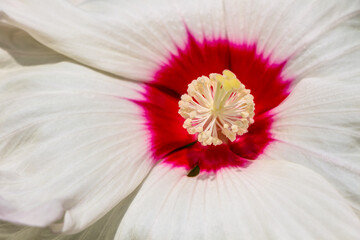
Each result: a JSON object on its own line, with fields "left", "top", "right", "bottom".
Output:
{"left": 166, "top": 143, "right": 252, "bottom": 173}
{"left": 136, "top": 32, "right": 291, "bottom": 172}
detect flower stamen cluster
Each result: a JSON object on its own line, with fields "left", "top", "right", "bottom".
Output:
{"left": 179, "top": 70, "right": 255, "bottom": 146}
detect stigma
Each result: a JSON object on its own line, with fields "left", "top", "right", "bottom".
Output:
{"left": 178, "top": 70, "right": 255, "bottom": 146}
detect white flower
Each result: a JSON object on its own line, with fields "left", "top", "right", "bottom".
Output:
{"left": 0, "top": 0, "right": 360, "bottom": 239}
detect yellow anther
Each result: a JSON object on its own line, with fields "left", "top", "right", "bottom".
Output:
{"left": 228, "top": 77, "right": 241, "bottom": 90}
{"left": 223, "top": 69, "right": 237, "bottom": 79}
{"left": 214, "top": 74, "right": 226, "bottom": 83}
{"left": 214, "top": 71, "right": 241, "bottom": 91}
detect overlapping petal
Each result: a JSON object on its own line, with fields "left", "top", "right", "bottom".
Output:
{"left": 0, "top": 188, "right": 139, "bottom": 240}
{"left": 116, "top": 160, "right": 360, "bottom": 240}
{"left": 0, "top": 62, "right": 153, "bottom": 233}
{"left": 224, "top": 0, "right": 360, "bottom": 84}
{"left": 0, "top": 0, "right": 359, "bottom": 239}
{"left": 2, "top": 0, "right": 359, "bottom": 89}
{"left": 270, "top": 78, "right": 360, "bottom": 212}
{"left": 0, "top": 23, "right": 67, "bottom": 73}
{"left": 0, "top": 0, "right": 226, "bottom": 82}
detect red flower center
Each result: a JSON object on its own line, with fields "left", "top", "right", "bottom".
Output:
{"left": 137, "top": 31, "right": 292, "bottom": 173}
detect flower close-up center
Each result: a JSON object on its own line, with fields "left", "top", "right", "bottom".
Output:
{"left": 179, "top": 70, "right": 255, "bottom": 146}
{"left": 1, "top": 0, "right": 360, "bottom": 239}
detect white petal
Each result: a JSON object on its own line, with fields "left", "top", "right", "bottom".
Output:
{"left": 270, "top": 78, "right": 360, "bottom": 212}
{"left": 0, "top": 62, "right": 153, "bottom": 233}
{"left": 0, "top": 187, "right": 139, "bottom": 240}
{"left": 0, "top": 23, "right": 66, "bottom": 73}
{"left": 116, "top": 160, "right": 360, "bottom": 240}
{"left": 0, "top": 0, "right": 225, "bottom": 81}
{"left": 224, "top": 0, "right": 360, "bottom": 83}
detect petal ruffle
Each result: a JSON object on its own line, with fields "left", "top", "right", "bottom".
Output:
{"left": 116, "top": 160, "right": 360, "bottom": 240}
{"left": 270, "top": 78, "right": 360, "bottom": 212}
{"left": 0, "top": 0, "right": 225, "bottom": 81}
{"left": 0, "top": 62, "right": 153, "bottom": 233}
{"left": 223, "top": 0, "right": 360, "bottom": 84}
{"left": 0, "top": 23, "right": 66, "bottom": 72}
{"left": 2, "top": 0, "right": 358, "bottom": 88}
{"left": 0, "top": 188, "right": 139, "bottom": 240}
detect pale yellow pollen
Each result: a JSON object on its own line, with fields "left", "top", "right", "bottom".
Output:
{"left": 178, "top": 70, "right": 255, "bottom": 146}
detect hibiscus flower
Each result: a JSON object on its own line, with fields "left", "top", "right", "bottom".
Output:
{"left": 0, "top": 0, "right": 360, "bottom": 239}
